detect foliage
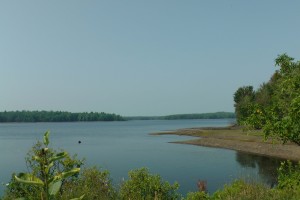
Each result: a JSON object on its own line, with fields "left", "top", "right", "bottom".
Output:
{"left": 0, "top": 110, "right": 124, "bottom": 122}
{"left": 3, "top": 131, "right": 84, "bottom": 200}
{"left": 233, "top": 86, "right": 255, "bottom": 124}
{"left": 211, "top": 180, "right": 279, "bottom": 200}
{"left": 261, "top": 54, "right": 300, "bottom": 144}
{"left": 192, "top": 176, "right": 300, "bottom": 200}
{"left": 119, "top": 168, "right": 180, "bottom": 200}
{"left": 277, "top": 161, "right": 300, "bottom": 190}
{"left": 234, "top": 54, "right": 300, "bottom": 144}
{"left": 125, "top": 112, "right": 236, "bottom": 120}
{"left": 242, "top": 104, "right": 266, "bottom": 130}
{"left": 60, "top": 167, "right": 117, "bottom": 200}
{"left": 185, "top": 191, "right": 209, "bottom": 200}
{"left": 163, "top": 112, "right": 235, "bottom": 120}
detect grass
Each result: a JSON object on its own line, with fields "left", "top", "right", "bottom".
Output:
{"left": 210, "top": 180, "right": 300, "bottom": 200}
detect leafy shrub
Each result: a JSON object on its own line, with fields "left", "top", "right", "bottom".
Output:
{"left": 119, "top": 168, "right": 180, "bottom": 200}
{"left": 212, "top": 180, "right": 275, "bottom": 200}
{"left": 277, "top": 161, "right": 300, "bottom": 190}
{"left": 3, "top": 131, "right": 84, "bottom": 200}
{"left": 60, "top": 167, "right": 117, "bottom": 200}
{"left": 185, "top": 191, "right": 209, "bottom": 200}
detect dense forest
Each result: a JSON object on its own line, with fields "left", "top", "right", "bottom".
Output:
{"left": 0, "top": 111, "right": 125, "bottom": 122}
{"left": 125, "top": 112, "right": 235, "bottom": 120}
{"left": 163, "top": 112, "right": 235, "bottom": 120}
{"left": 234, "top": 54, "right": 300, "bottom": 145}
{"left": 0, "top": 111, "right": 235, "bottom": 122}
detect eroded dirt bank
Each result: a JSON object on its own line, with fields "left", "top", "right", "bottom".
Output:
{"left": 152, "top": 127, "right": 300, "bottom": 161}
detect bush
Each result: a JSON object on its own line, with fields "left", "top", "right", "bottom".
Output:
{"left": 212, "top": 180, "right": 275, "bottom": 200}
{"left": 277, "top": 161, "right": 300, "bottom": 190}
{"left": 60, "top": 167, "right": 117, "bottom": 200}
{"left": 119, "top": 168, "right": 180, "bottom": 200}
{"left": 3, "top": 131, "right": 84, "bottom": 200}
{"left": 185, "top": 191, "right": 209, "bottom": 200}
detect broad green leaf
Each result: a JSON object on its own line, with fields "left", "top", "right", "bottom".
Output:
{"left": 15, "top": 173, "right": 44, "bottom": 186}
{"left": 50, "top": 168, "right": 81, "bottom": 183}
{"left": 70, "top": 194, "right": 85, "bottom": 200}
{"left": 48, "top": 180, "right": 62, "bottom": 196}
{"left": 51, "top": 168, "right": 80, "bottom": 182}
{"left": 61, "top": 168, "right": 80, "bottom": 179}
{"left": 49, "top": 152, "right": 68, "bottom": 163}
{"left": 45, "top": 162, "right": 54, "bottom": 174}
{"left": 49, "top": 176, "right": 60, "bottom": 183}
{"left": 33, "top": 155, "right": 41, "bottom": 161}
{"left": 15, "top": 198, "right": 26, "bottom": 200}
{"left": 44, "top": 131, "right": 50, "bottom": 146}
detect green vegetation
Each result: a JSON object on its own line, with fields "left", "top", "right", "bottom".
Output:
{"left": 163, "top": 112, "right": 235, "bottom": 120}
{"left": 2, "top": 132, "right": 179, "bottom": 200}
{"left": 2, "top": 131, "right": 300, "bottom": 200}
{"left": 4, "top": 131, "right": 84, "bottom": 200}
{"left": 209, "top": 161, "right": 300, "bottom": 200}
{"left": 119, "top": 168, "right": 180, "bottom": 200}
{"left": 234, "top": 54, "right": 300, "bottom": 144}
{"left": 59, "top": 167, "right": 117, "bottom": 200}
{"left": 0, "top": 111, "right": 124, "bottom": 122}
{"left": 125, "top": 112, "right": 235, "bottom": 120}
{"left": 0, "top": 111, "right": 234, "bottom": 122}
{"left": 233, "top": 86, "right": 256, "bottom": 125}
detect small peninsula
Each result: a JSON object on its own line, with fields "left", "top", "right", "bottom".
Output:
{"left": 152, "top": 126, "right": 300, "bottom": 161}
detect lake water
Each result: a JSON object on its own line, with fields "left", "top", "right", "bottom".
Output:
{"left": 0, "top": 119, "right": 283, "bottom": 196}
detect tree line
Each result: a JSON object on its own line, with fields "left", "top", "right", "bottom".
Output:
{"left": 163, "top": 112, "right": 235, "bottom": 120}
{"left": 124, "top": 112, "right": 235, "bottom": 120}
{"left": 0, "top": 111, "right": 124, "bottom": 122}
{"left": 0, "top": 111, "right": 235, "bottom": 122}
{"left": 234, "top": 53, "right": 300, "bottom": 145}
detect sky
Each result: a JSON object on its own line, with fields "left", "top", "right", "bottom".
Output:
{"left": 0, "top": 1, "right": 299, "bottom": 116}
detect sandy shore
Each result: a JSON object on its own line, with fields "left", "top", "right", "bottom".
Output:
{"left": 151, "top": 126, "right": 300, "bottom": 161}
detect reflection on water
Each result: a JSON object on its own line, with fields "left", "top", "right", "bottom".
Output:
{"left": 235, "top": 152, "right": 286, "bottom": 187}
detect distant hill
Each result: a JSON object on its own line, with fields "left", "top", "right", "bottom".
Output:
{"left": 125, "top": 112, "right": 235, "bottom": 120}
{"left": 0, "top": 110, "right": 125, "bottom": 122}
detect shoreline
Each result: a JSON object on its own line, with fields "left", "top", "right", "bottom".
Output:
{"left": 152, "top": 126, "right": 300, "bottom": 161}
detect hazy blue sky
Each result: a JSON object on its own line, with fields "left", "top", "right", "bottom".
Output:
{"left": 0, "top": 1, "right": 299, "bottom": 116}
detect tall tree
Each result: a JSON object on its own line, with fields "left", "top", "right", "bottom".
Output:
{"left": 233, "top": 86, "right": 255, "bottom": 124}
{"left": 237, "top": 54, "right": 300, "bottom": 145}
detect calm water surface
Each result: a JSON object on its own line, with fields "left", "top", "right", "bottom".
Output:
{"left": 0, "top": 119, "right": 283, "bottom": 196}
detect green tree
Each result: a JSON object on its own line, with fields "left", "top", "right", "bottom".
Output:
{"left": 233, "top": 86, "right": 255, "bottom": 124}
{"left": 239, "top": 54, "right": 300, "bottom": 144}
{"left": 262, "top": 54, "right": 300, "bottom": 144}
